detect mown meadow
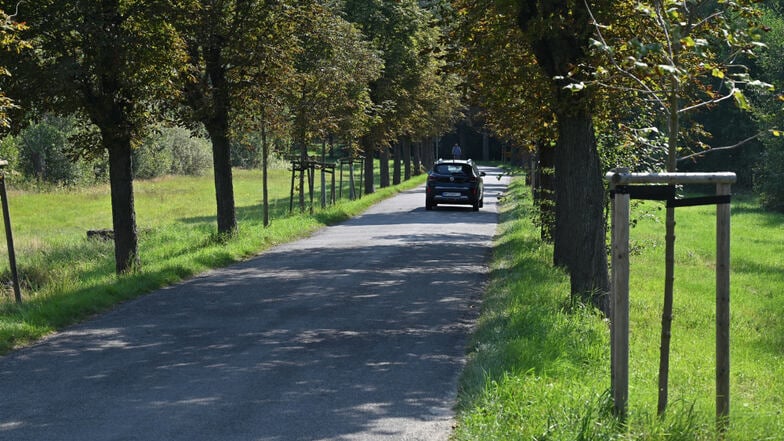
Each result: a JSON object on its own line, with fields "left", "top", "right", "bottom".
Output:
{"left": 0, "top": 165, "right": 425, "bottom": 353}
{"left": 454, "top": 178, "right": 783, "bottom": 440}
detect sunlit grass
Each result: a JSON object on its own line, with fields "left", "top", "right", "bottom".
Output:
{"left": 454, "top": 181, "right": 784, "bottom": 440}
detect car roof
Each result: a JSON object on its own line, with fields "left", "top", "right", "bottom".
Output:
{"left": 435, "top": 159, "right": 473, "bottom": 165}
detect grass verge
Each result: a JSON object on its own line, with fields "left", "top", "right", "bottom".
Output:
{"left": 0, "top": 168, "right": 426, "bottom": 353}
{"left": 453, "top": 179, "right": 783, "bottom": 440}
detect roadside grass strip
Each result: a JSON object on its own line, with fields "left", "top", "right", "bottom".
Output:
{"left": 453, "top": 179, "right": 784, "bottom": 440}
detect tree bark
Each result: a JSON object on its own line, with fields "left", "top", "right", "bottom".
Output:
{"left": 379, "top": 145, "right": 390, "bottom": 188}
{"left": 361, "top": 135, "right": 375, "bottom": 195}
{"left": 659, "top": 78, "right": 681, "bottom": 416}
{"left": 185, "top": 36, "right": 238, "bottom": 236}
{"left": 205, "top": 120, "right": 238, "bottom": 234}
{"left": 261, "top": 120, "right": 270, "bottom": 227}
{"left": 393, "top": 141, "right": 402, "bottom": 185}
{"left": 90, "top": 0, "right": 139, "bottom": 274}
{"left": 422, "top": 137, "right": 435, "bottom": 170}
{"left": 482, "top": 132, "right": 490, "bottom": 161}
{"left": 553, "top": 113, "right": 609, "bottom": 312}
{"left": 105, "top": 131, "right": 139, "bottom": 274}
{"left": 517, "top": 0, "right": 610, "bottom": 313}
{"left": 412, "top": 141, "right": 422, "bottom": 176}
{"left": 402, "top": 137, "right": 412, "bottom": 181}
{"left": 536, "top": 143, "right": 556, "bottom": 242}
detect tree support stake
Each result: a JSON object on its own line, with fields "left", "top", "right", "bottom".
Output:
{"left": 0, "top": 161, "right": 21, "bottom": 303}
{"left": 606, "top": 170, "right": 735, "bottom": 432}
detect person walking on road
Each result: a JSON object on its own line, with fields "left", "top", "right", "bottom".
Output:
{"left": 451, "top": 143, "right": 462, "bottom": 159}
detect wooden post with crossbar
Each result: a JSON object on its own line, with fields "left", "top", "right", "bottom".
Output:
{"left": 605, "top": 171, "right": 736, "bottom": 431}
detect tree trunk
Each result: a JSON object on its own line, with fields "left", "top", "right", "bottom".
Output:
{"left": 196, "top": 39, "right": 237, "bottom": 236}
{"left": 393, "top": 141, "right": 402, "bottom": 185}
{"left": 422, "top": 137, "right": 435, "bottom": 170}
{"left": 402, "top": 137, "right": 412, "bottom": 181}
{"left": 379, "top": 145, "right": 390, "bottom": 188}
{"left": 261, "top": 120, "right": 270, "bottom": 227}
{"left": 205, "top": 122, "right": 237, "bottom": 234}
{"left": 298, "top": 140, "right": 307, "bottom": 211}
{"left": 517, "top": 0, "right": 610, "bottom": 313}
{"left": 106, "top": 133, "right": 139, "bottom": 274}
{"left": 536, "top": 143, "right": 556, "bottom": 242}
{"left": 412, "top": 141, "right": 422, "bottom": 176}
{"left": 89, "top": 0, "right": 139, "bottom": 274}
{"left": 553, "top": 114, "right": 609, "bottom": 312}
{"left": 659, "top": 81, "right": 681, "bottom": 416}
{"left": 361, "top": 135, "right": 375, "bottom": 195}
{"left": 482, "top": 131, "right": 490, "bottom": 161}
{"left": 348, "top": 157, "right": 357, "bottom": 200}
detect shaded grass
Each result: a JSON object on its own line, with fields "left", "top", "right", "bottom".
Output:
{"left": 0, "top": 167, "right": 426, "bottom": 353}
{"left": 453, "top": 180, "right": 784, "bottom": 440}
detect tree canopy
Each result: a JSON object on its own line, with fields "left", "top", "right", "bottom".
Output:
{"left": 0, "top": 8, "right": 28, "bottom": 129}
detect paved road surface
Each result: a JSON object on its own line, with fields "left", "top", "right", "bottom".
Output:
{"left": 0, "top": 167, "right": 510, "bottom": 441}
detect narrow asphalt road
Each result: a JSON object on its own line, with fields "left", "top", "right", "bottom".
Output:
{"left": 0, "top": 167, "right": 510, "bottom": 441}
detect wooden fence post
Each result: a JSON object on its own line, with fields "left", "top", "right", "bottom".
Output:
{"left": 716, "top": 182, "right": 731, "bottom": 430}
{"left": 610, "top": 179, "right": 630, "bottom": 419}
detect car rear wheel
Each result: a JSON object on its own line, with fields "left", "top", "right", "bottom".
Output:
{"left": 472, "top": 201, "right": 480, "bottom": 211}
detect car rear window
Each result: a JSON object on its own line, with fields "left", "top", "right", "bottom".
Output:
{"left": 434, "top": 164, "right": 472, "bottom": 175}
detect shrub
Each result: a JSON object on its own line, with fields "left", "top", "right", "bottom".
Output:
{"left": 167, "top": 128, "right": 211, "bottom": 176}
{"left": 755, "top": 139, "right": 784, "bottom": 212}
{"left": 0, "top": 135, "right": 19, "bottom": 171}
{"left": 16, "top": 115, "right": 98, "bottom": 186}
{"left": 134, "top": 126, "right": 211, "bottom": 179}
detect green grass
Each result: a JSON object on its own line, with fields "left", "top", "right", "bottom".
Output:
{"left": 453, "top": 180, "right": 784, "bottom": 440}
{"left": 0, "top": 166, "right": 426, "bottom": 353}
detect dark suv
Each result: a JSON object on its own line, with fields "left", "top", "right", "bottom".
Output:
{"left": 425, "top": 159, "right": 485, "bottom": 211}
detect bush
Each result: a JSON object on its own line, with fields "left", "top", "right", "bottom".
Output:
{"left": 232, "top": 131, "right": 263, "bottom": 169}
{"left": 0, "top": 135, "right": 19, "bottom": 171}
{"left": 134, "top": 126, "right": 211, "bottom": 179}
{"left": 16, "top": 115, "right": 99, "bottom": 186}
{"left": 755, "top": 140, "right": 784, "bottom": 212}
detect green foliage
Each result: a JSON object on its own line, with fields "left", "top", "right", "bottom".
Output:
{"left": 450, "top": 1, "right": 553, "bottom": 146}
{"left": 133, "top": 126, "right": 211, "bottom": 179}
{"left": 175, "top": 0, "right": 300, "bottom": 134}
{"left": 343, "top": 0, "right": 460, "bottom": 144}
{"left": 16, "top": 114, "right": 105, "bottom": 186}
{"left": 0, "top": 133, "right": 18, "bottom": 169}
{"left": 587, "top": 0, "right": 771, "bottom": 170}
{"left": 231, "top": 131, "right": 289, "bottom": 169}
{"left": 0, "top": 8, "right": 28, "bottom": 128}
{"left": 755, "top": 140, "right": 784, "bottom": 211}
{"left": 4, "top": 0, "right": 186, "bottom": 144}
{"left": 751, "top": 5, "right": 784, "bottom": 210}
{"left": 286, "top": 1, "right": 382, "bottom": 151}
